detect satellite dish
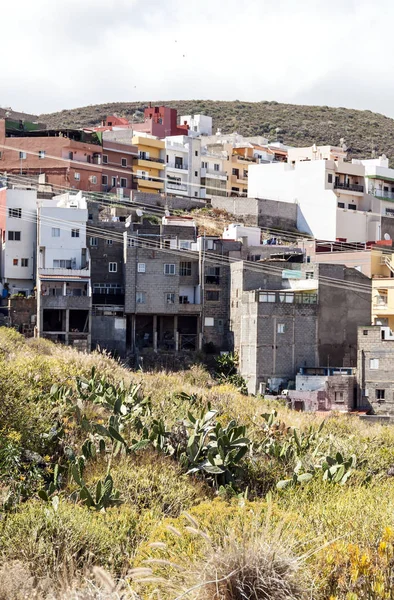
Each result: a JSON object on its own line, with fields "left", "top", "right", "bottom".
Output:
{"left": 384, "top": 233, "right": 391, "bottom": 241}
{"left": 136, "top": 209, "right": 143, "bottom": 217}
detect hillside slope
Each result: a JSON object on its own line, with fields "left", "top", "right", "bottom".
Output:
{"left": 2, "top": 328, "right": 394, "bottom": 598}
{"left": 41, "top": 99, "right": 394, "bottom": 161}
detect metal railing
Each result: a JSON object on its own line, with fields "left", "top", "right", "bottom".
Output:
{"left": 137, "top": 155, "right": 165, "bottom": 164}
{"left": 371, "top": 189, "right": 394, "bottom": 200}
{"left": 334, "top": 182, "right": 364, "bottom": 192}
{"left": 167, "top": 162, "right": 188, "bottom": 170}
{"left": 167, "top": 183, "right": 187, "bottom": 191}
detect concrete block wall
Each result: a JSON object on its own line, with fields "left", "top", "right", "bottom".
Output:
{"left": 210, "top": 197, "right": 298, "bottom": 231}
{"left": 357, "top": 326, "right": 394, "bottom": 414}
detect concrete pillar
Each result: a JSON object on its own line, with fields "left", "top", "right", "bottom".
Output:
{"left": 131, "top": 314, "right": 136, "bottom": 351}
{"left": 174, "top": 315, "right": 179, "bottom": 351}
{"left": 65, "top": 309, "right": 70, "bottom": 345}
{"left": 153, "top": 315, "right": 158, "bottom": 352}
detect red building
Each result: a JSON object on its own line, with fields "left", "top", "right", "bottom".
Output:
{"left": 132, "top": 106, "right": 189, "bottom": 138}
{"left": 0, "top": 119, "right": 102, "bottom": 193}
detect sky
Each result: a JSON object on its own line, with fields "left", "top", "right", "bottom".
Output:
{"left": 1, "top": 0, "right": 394, "bottom": 117}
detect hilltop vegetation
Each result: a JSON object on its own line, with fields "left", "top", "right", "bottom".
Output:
{"left": 2, "top": 329, "right": 394, "bottom": 598}
{"left": 41, "top": 99, "right": 394, "bottom": 162}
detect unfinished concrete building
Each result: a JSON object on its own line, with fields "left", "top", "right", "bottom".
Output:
{"left": 230, "top": 261, "right": 371, "bottom": 394}
{"left": 357, "top": 325, "right": 394, "bottom": 414}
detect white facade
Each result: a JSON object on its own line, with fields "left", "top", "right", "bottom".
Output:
{"left": 354, "top": 156, "right": 394, "bottom": 219}
{"left": 37, "top": 192, "right": 89, "bottom": 272}
{"left": 180, "top": 114, "right": 213, "bottom": 136}
{"left": 248, "top": 157, "right": 381, "bottom": 242}
{"left": 165, "top": 136, "right": 204, "bottom": 198}
{"left": 1, "top": 188, "right": 37, "bottom": 295}
{"left": 223, "top": 223, "right": 261, "bottom": 246}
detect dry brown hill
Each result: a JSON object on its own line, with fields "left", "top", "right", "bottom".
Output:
{"left": 41, "top": 99, "right": 394, "bottom": 162}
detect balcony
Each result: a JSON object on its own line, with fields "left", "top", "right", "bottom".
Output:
{"left": 205, "top": 275, "right": 220, "bottom": 285}
{"left": 39, "top": 267, "right": 91, "bottom": 278}
{"left": 370, "top": 189, "right": 394, "bottom": 201}
{"left": 202, "top": 168, "right": 227, "bottom": 180}
{"left": 334, "top": 182, "right": 364, "bottom": 193}
{"left": 167, "top": 162, "right": 188, "bottom": 172}
{"left": 41, "top": 294, "right": 91, "bottom": 310}
{"left": 135, "top": 175, "right": 164, "bottom": 191}
{"left": 167, "top": 183, "right": 188, "bottom": 191}
{"left": 178, "top": 302, "right": 202, "bottom": 313}
{"left": 136, "top": 156, "right": 165, "bottom": 170}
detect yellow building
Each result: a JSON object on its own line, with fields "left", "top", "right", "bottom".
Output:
{"left": 302, "top": 241, "right": 394, "bottom": 329}
{"left": 371, "top": 251, "right": 394, "bottom": 329}
{"left": 132, "top": 136, "right": 165, "bottom": 193}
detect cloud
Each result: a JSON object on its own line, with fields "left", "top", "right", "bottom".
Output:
{"left": 1, "top": 0, "right": 394, "bottom": 117}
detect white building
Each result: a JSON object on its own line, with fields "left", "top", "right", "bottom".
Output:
{"left": 248, "top": 146, "right": 382, "bottom": 242}
{"left": 200, "top": 147, "right": 228, "bottom": 199}
{"left": 180, "top": 114, "right": 212, "bottom": 136}
{"left": 0, "top": 187, "right": 37, "bottom": 296}
{"left": 223, "top": 223, "right": 261, "bottom": 246}
{"left": 353, "top": 155, "right": 394, "bottom": 220}
{"left": 165, "top": 135, "right": 204, "bottom": 198}
{"left": 36, "top": 191, "right": 91, "bottom": 349}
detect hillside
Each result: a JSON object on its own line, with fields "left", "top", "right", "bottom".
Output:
{"left": 41, "top": 100, "right": 394, "bottom": 162}
{"left": 1, "top": 328, "right": 394, "bottom": 598}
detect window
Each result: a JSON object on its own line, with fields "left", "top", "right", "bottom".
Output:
{"left": 111, "top": 177, "right": 116, "bottom": 187}
{"left": 68, "top": 151, "right": 73, "bottom": 160}
{"left": 202, "top": 161, "right": 208, "bottom": 169}
{"left": 52, "top": 228, "right": 60, "bottom": 237}
{"left": 136, "top": 292, "right": 146, "bottom": 304}
{"left": 370, "top": 358, "right": 379, "bottom": 370}
{"left": 166, "top": 292, "right": 175, "bottom": 304}
{"left": 74, "top": 172, "right": 80, "bottom": 181}
{"left": 363, "top": 330, "right": 369, "bottom": 335}
{"left": 180, "top": 261, "right": 192, "bottom": 276}
{"left": 195, "top": 150, "right": 198, "bottom": 156}
{"left": 205, "top": 317, "right": 214, "bottom": 327}
{"left": 120, "top": 178, "right": 127, "bottom": 188}
{"left": 106, "top": 239, "right": 113, "bottom": 246}
{"left": 164, "top": 264, "right": 176, "bottom": 275}
{"left": 328, "top": 173, "right": 333, "bottom": 183}
{"left": 8, "top": 208, "right": 21, "bottom": 218}
{"left": 194, "top": 170, "right": 198, "bottom": 177}
{"left": 214, "top": 163, "right": 219, "bottom": 171}
{"left": 206, "top": 290, "right": 220, "bottom": 301}
{"left": 38, "top": 150, "right": 46, "bottom": 159}
{"left": 90, "top": 237, "right": 98, "bottom": 247}
{"left": 232, "top": 168, "right": 239, "bottom": 176}
{"left": 277, "top": 323, "right": 285, "bottom": 334}
{"left": 121, "top": 158, "right": 127, "bottom": 167}
{"left": 91, "top": 175, "right": 97, "bottom": 184}
{"left": 179, "top": 296, "right": 189, "bottom": 304}
{"left": 348, "top": 204, "right": 357, "bottom": 210}
{"left": 8, "top": 231, "right": 21, "bottom": 241}
{"left": 88, "top": 213, "right": 93, "bottom": 221}
{"left": 175, "top": 157, "right": 183, "bottom": 169}
{"left": 376, "top": 389, "right": 385, "bottom": 401}
{"left": 21, "top": 258, "right": 29, "bottom": 267}
{"left": 19, "top": 151, "right": 26, "bottom": 159}
{"left": 102, "top": 175, "right": 108, "bottom": 185}
{"left": 259, "top": 292, "right": 276, "bottom": 302}
{"left": 71, "top": 229, "right": 80, "bottom": 238}
{"left": 305, "top": 271, "right": 314, "bottom": 279}
{"left": 338, "top": 202, "right": 345, "bottom": 208}
{"left": 179, "top": 240, "right": 192, "bottom": 250}
{"left": 109, "top": 262, "right": 117, "bottom": 273}
{"left": 195, "top": 192, "right": 198, "bottom": 197}
{"left": 53, "top": 259, "right": 71, "bottom": 268}
{"left": 13, "top": 258, "right": 18, "bottom": 266}
{"left": 217, "top": 319, "right": 224, "bottom": 333}
{"left": 334, "top": 391, "right": 344, "bottom": 403}
{"left": 137, "top": 263, "right": 146, "bottom": 273}
{"left": 386, "top": 208, "right": 394, "bottom": 217}
{"left": 102, "top": 155, "right": 108, "bottom": 164}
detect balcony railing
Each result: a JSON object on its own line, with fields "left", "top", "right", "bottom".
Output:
{"left": 371, "top": 189, "right": 394, "bottom": 200}
{"left": 205, "top": 275, "right": 220, "bottom": 284}
{"left": 205, "top": 168, "right": 227, "bottom": 178}
{"left": 334, "top": 182, "right": 364, "bottom": 192}
{"left": 167, "top": 183, "right": 187, "bottom": 191}
{"left": 138, "top": 155, "right": 165, "bottom": 164}
{"left": 167, "top": 162, "right": 188, "bottom": 170}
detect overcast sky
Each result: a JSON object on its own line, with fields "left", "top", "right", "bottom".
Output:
{"left": 1, "top": 0, "right": 393, "bottom": 117}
